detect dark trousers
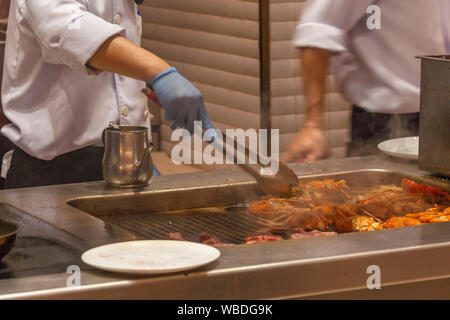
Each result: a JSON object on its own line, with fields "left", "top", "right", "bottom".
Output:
{"left": 347, "top": 106, "right": 420, "bottom": 157}
{"left": 0, "top": 135, "right": 15, "bottom": 189}
{"left": 4, "top": 146, "right": 161, "bottom": 189}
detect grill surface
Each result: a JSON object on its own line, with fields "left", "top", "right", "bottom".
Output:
{"left": 103, "top": 206, "right": 271, "bottom": 244}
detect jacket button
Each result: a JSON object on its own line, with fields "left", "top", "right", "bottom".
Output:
{"left": 121, "top": 106, "right": 129, "bottom": 117}
{"left": 114, "top": 14, "right": 122, "bottom": 24}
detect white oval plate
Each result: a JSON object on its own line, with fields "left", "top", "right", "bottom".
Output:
{"left": 378, "top": 136, "right": 419, "bottom": 160}
{"left": 81, "top": 240, "right": 220, "bottom": 275}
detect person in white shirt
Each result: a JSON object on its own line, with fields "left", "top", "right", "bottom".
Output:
{"left": 1, "top": 0, "right": 215, "bottom": 188}
{"left": 281, "top": 0, "right": 449, "bottom": 163}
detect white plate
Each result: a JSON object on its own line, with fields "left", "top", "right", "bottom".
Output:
{"left": 81, "top": 240, "right": 220, "bottom": 275}
{"left": 378, "top": 136, "right": 419, "bottom": 160}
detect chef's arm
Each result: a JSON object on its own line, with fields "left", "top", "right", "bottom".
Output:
{"left": 302, "top": 48, "right": 330, "bottom": 129}
{"left": 280, "top": 48, "right": 330, "bottom": 163}
{"left": 87, "top": 35, "right": 215, "bottom": 136}
{"left": 87, "top": 35, "right": 171, "bottom": 82}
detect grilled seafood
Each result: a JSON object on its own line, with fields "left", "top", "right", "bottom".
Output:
{"left": 357, "top": 185, "right": 432, "bottom": 219}
{"left": 164, "top": 178, "right": 450, "bottom": 247}
{"left": 248, "top": 198, "right": 297, "bottom": 218}
{"left": 291, "top": 228, "right": 337, "bottom": 239}
{"left": 248, "top": 178, "right": 450, "bottom": 235}
{"left": 311, "top": 204, "right": 337, "bottom": 219}
{"left": 244, "top": 235, "right": 283, "bottom": 244}
{"left": 287, "top": 208, "right": 332, "bottom": 231}
{"left": 402, "top": 178, "right": 450, "bottom": 203}
{"left": 249, "top": 199, "right": 334, "bottom": 230}
{"left": 333, "top": 211, "right": 382, "bottom": 233}
{"left": 332, "top": 204, "right": 358, "bottom": 232}
{"left": 429, "top": 215, "right": 450, "bottom": 223}
{"left": 166, "top": 232, "right": 236, "bottom": 247}
{"left": 405, "top": 205, "right": 450, "bottom": 223}
{"left": 351, "top": 216, "right": 384, "bottom": 232}
{"left": 291, "top": 179, "right": 350, "bottom": 205}
{"left": 383, "top": 217, "right": 421, "bottom": 229}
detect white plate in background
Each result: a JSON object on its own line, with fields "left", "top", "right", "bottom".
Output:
{"left": 378, "top": 136, "right": 419, "bottom": 160}
{"left": 81, "top": 240, "right": 220, "bottom": 275}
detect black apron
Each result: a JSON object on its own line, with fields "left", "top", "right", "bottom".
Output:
{"left": 4, "top": 145, "right": 160, "bottom": 189}
{"left": 347, "top": 105, "right": 420, "bottom": 157}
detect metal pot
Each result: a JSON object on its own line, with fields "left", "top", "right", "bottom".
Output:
{"left": 417, "top": 55, "right": 450, "bottom": 177}
{"left": 102, "top": 124, "right": 154, "bottom": 188}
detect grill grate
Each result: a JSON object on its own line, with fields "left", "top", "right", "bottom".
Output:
{"left": 102, "top": 207, "right": 271, "bottom": 244}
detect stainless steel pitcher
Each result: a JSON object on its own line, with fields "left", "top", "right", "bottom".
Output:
{"left": 102, "top": 124, "right": 154, "bottom": 187}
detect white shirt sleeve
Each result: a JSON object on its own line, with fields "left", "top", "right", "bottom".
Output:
{"left": 23, "top": 0, "right": 125, "bottom": 74}
{"left": 294, "top": 0, "right": 377, "bottom": 52}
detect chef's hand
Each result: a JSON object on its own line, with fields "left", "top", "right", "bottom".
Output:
{"left": 280, "top": 125, "right": 326, "bottom": 163}
{"left": 147, "top": 67, "right": 216, "bottom": 141}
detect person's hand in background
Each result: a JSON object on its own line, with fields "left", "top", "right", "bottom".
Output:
{"left": 280, "top": 48, "right": 330, "bottom": 164}
{"left": 280, "top": 124, "right": 326, "bottom": 163}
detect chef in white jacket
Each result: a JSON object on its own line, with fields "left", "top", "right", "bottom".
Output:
{"left": 1, "top": 0, "right": 214, "bottom": 188}
{"left": 281, "top": 0, "right": 449, "bottom": 162}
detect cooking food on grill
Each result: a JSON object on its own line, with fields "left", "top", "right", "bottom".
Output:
{"left": 164, "top": 179, "right": 448, "bottom": 246}
{"left": 255, "top": 225, "right": 292, "bottom": 236}
{"left": 248, "top": 199, "right": 297, "bottom": 218}
{"left": 333, "top": 206, "right": 357, "bottom": 233}
{"left": 248, "top": 178, "right": 450, "bottom": 235}
{"left": 291, "top": 179, "right": 350, "bottom": 205}
{"left": 199, "top": 232, "right": 235, "bottom": 246}
{"left": 383, "top": 217, "right": 421, "bottom": 229}
{"left": 351, "top": 216, "right": 384, "bottom": 232}
{"left": 357, "top": 185, "right": 433, "bottom": 220}
{"left": 244, "top": 235, "right": 283, "bottom": 244}
{"left": 287, "top": 208, "right": 332, "bottom": 231}
{"left": 405, "top": 205, "right": 450, "bottom": 223}
{"left": 333, "top": 208, "right": 383, "bottom": 233}
{"left": 166, "top": 232, "right": 235, "bottom": 247}
{"left": 290, "top": 228, "right": 337, "bottom": 239}
{"left": 402, "top": 178, "right": 450, "bottom": 203}
{"left": 166, "top": 232, "right": 185, "bottom": 241}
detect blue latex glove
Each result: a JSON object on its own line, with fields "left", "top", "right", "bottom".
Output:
{"left": 147, "top": 67, "right": 216, "bottom": 141}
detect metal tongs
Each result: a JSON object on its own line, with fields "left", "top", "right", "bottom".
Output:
{"left": 142, "top": 88, "right": 298, "bottom": 197}
{"left": 216, "top": 131, "right": 298, "bottom": 198}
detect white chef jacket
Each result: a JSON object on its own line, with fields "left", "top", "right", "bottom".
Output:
{"left": 294, "top": 0, "right": 449, "bottom": 114}
{"left": 1, "top": 0, "right": 149, "bottom": 160}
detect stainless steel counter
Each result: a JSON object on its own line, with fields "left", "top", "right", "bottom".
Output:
{"left": 0, "top": 156, "right": 449, "bottom": 299}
